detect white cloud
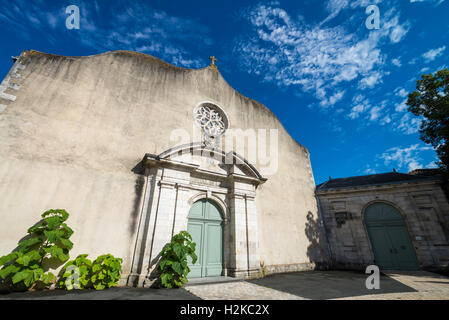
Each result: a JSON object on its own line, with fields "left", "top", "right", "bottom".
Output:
{"left": 410, "top": 0, "right": 445, "bottom": 5}
{"left": 380, "top": 115, "right": 392, "bottom": 125}
{"left": 349, "top": 101, "right": 370, "bottom": 119}
{"left": 396, "top": 113, "right": 422, "bottom": 134}
{"left": 0, "top": 1, "right": 211, "bottom": 69}
{"left": 395, "top": 98, "right": 409, "bottom": 112}
{"left": 320, "top": 90, "right": 346, "bottom": 107}
{"left": 422, "top": 46, "right": 446, "bottom": 62}
{"left": 359, "top": 72, "right": 383, "bottom": 89}
{"left": 390, "top": 23, "right": 410, "bottom": 43}
{"left": 236, "top": 4, "right": 410, "bottom": 108}
{"left": 395, "top": 88, "right": 408, "bottom": 98}
{"left": 380, "top": 144, "right": 432, "bottom": 172}
{"left": 363, "top": 165, "right": 377, "bottom": 174}
{"left": 392, "top": 58, "right": 402, "bottom": 67}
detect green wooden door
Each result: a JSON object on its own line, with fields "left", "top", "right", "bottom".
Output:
{"left": 365, "top": 203, "right": 419, "bottom": 271}
{"left": 187, "top": 199, "right": 223, "bottom": 278}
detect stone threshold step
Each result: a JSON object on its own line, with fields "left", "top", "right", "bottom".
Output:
{"left": 185, "top": 276, "right": 243, "bottom": 286}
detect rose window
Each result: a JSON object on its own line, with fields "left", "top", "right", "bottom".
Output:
{"left": 194, "top": 104, "right": 228, "bottom": 137}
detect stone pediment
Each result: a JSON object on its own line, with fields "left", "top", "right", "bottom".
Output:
{"left": 145, "top": 143, "right": 267, "bottom": 185}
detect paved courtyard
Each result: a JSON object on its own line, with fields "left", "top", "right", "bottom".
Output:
{"left": 1, "top": 270, "right": 449, "bottom": 300}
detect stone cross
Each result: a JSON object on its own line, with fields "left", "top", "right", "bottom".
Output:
{"left": 209, "top": 56, "right": 218, "bottom": 71}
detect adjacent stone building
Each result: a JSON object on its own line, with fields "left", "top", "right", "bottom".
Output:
{"left": 316, "top": 170, "right": 449, "bottom": 271}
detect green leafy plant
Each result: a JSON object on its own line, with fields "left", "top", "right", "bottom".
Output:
{"left": 159, "top": 231, "right": 197, "bottom": 288}
{"left": 59, "top": 254, "right": 122, "bottom": 291}
{"left": 0, "top": 209, "right": 73, "bottom": 290}
{"left": 90, "top": 254, "right": 123, "bottom": 290}
{"left": 59, "top": 254, "right": 92, "bottom": 290}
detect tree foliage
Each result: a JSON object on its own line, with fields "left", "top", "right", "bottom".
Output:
{"left": 407, "top": 68, "right": 449, "bottom": 174}
{"left": 159, "top": 231, "right": 197, "bottom": 288}
{"left": 0, "top": 209, "right": 73, "bottom": 290}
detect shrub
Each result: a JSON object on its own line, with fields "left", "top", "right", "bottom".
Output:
{"left": 90, "top": 254, "right": 123, "bottom": 290}
{"left": 59, "top": 254, "right": 92, "bottom": 290}
{"left": 0, "top": 209, "right": 74, "bottom": 290}
{"left": 59, "top": 254, "right": 122, "bottom": 290}
{"left": 159, "top": 231, "right": 197, "bottom": 288}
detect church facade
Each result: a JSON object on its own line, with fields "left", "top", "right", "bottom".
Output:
{"left": 0, "top": 50, "right": 324, "bottom": 287}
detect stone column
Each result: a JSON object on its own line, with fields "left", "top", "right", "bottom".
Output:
{"left": 136, "top": 167, "right": 164, "bottom": 287}
{"left": 228, "top": 192, "right": 249, "bottom": 277}
{"left": 172, "top": 184, "right": 192, "bottom": 235}
{"left": 228, "top": 177, "right": 261, "bottom": 278}
{"left": 245, "top": 194, "right": 260, "bottom": 276}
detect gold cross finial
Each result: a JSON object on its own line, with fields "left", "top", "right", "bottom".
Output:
{"left": 209, "top": 56, "right": 218, "bottom": 71}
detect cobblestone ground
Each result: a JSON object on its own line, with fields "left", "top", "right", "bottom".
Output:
{"left": 186, "top": 271, "right": 449, "bottom": 300}
{"left": 186, "top": 281, "right": 306, "bottom": 300}
{"left": 336, "top": 271, "right": 449, "bottom": 300}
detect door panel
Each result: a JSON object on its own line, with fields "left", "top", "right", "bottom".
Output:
{"left": 367, "top": 226, "right": 396, "bottom": 269}
{"left": 187, "top": 199, "right": 223, "bottom": 278}
{"left": 187, "top": 222, "right": 203, "bottom": 278}
{"left": 205, "top": 223, "right": 223, "bottom": 277}
{"left": 386, "top": 226, "right": 419, "bottom": 270}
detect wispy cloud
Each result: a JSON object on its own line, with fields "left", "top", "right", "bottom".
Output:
{"left": 380, "top": 143, "right": 434, "bottom": 171}
{"left": 396, "top": 113, "right": 422, "bottom": 134}
{"left": 410, "top": 0, "right": 445, "bottom": 6}
{"left": 422, "top": 46, "right": 446, "bottom": 63}
{"left": 0, "top": 0, "right": 212, "bottom": 68}
{"left": 235, "top": 3, "right": 410, "bottom": 108}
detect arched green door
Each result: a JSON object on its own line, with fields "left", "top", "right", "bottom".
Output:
{"left": 364, "top": 203, "right": 419, "bottom": 271}
{"left": 187, "top": 199, "right": 223, "bottom": 278}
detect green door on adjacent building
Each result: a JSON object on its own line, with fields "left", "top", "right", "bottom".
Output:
{"left": 364, "top": 203, "right": 419, "bottom": 271}
{"left": 187, "top": 199, "right": 223, "bottom": 278}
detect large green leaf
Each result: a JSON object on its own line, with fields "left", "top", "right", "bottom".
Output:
{"left": 17, "top": 237, "right": 43, "bottom": 251}
{"left": 0, "top": 252, "right": 19, "bottom": 266}
{"left": 0, "top": 264, "right": 21, "bottom": 279}
{"left": 16, "top": 250, "right": 42, "bottom": 267}
{"left": 171, "top": 262, "right": 183, "bottom": 275}
{"left": 173, "top": 243, "right": 183, "bottom": 259}
{"left": 44, "top": 230, "right": 65, "bottom": 244}
{"left": 41, "top": 272, "right": 56, "bottom": 285}
{"left": 27, "top": 222, "right": 46, "bottom": 234}
{"left": 44, "top": 245, "right": 68, "bottom": 261}
{"left": 60, "top": 223, "right": 74, "bottom": 238}
{"left": 42, "top": 209, "right": 69, "bottom": 222}
{"left": 58, "top": 238, "right": 74, "bottom": 250}
{"left": 45, "top": 216, "right": 62, "bottom": 230}
{"left": 12, "top": 268, "right": 43, "bottom": 287}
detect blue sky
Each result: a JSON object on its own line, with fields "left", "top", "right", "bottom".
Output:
{"left": 0, "top": 0, "right": 448, "bottom": 185}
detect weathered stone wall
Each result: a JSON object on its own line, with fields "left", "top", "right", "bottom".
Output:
{"left": 0, "top": 50, "right": 322, "bottom": 280}
{"left": 317, "top": 181, "right": 449, "bottom": 270}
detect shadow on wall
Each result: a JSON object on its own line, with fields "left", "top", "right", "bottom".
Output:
{"left": 146, "top": 251, "right": 163, "bottom": 288}
{"left": 305, "top": 211, "right": 330, "bottom": 270}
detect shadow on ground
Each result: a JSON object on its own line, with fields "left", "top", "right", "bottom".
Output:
{"left": 0, "top": 287, "right": 201, "bottom": 300}
{"left": 248, "top": 271, "right": 417, "bottom": 300}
